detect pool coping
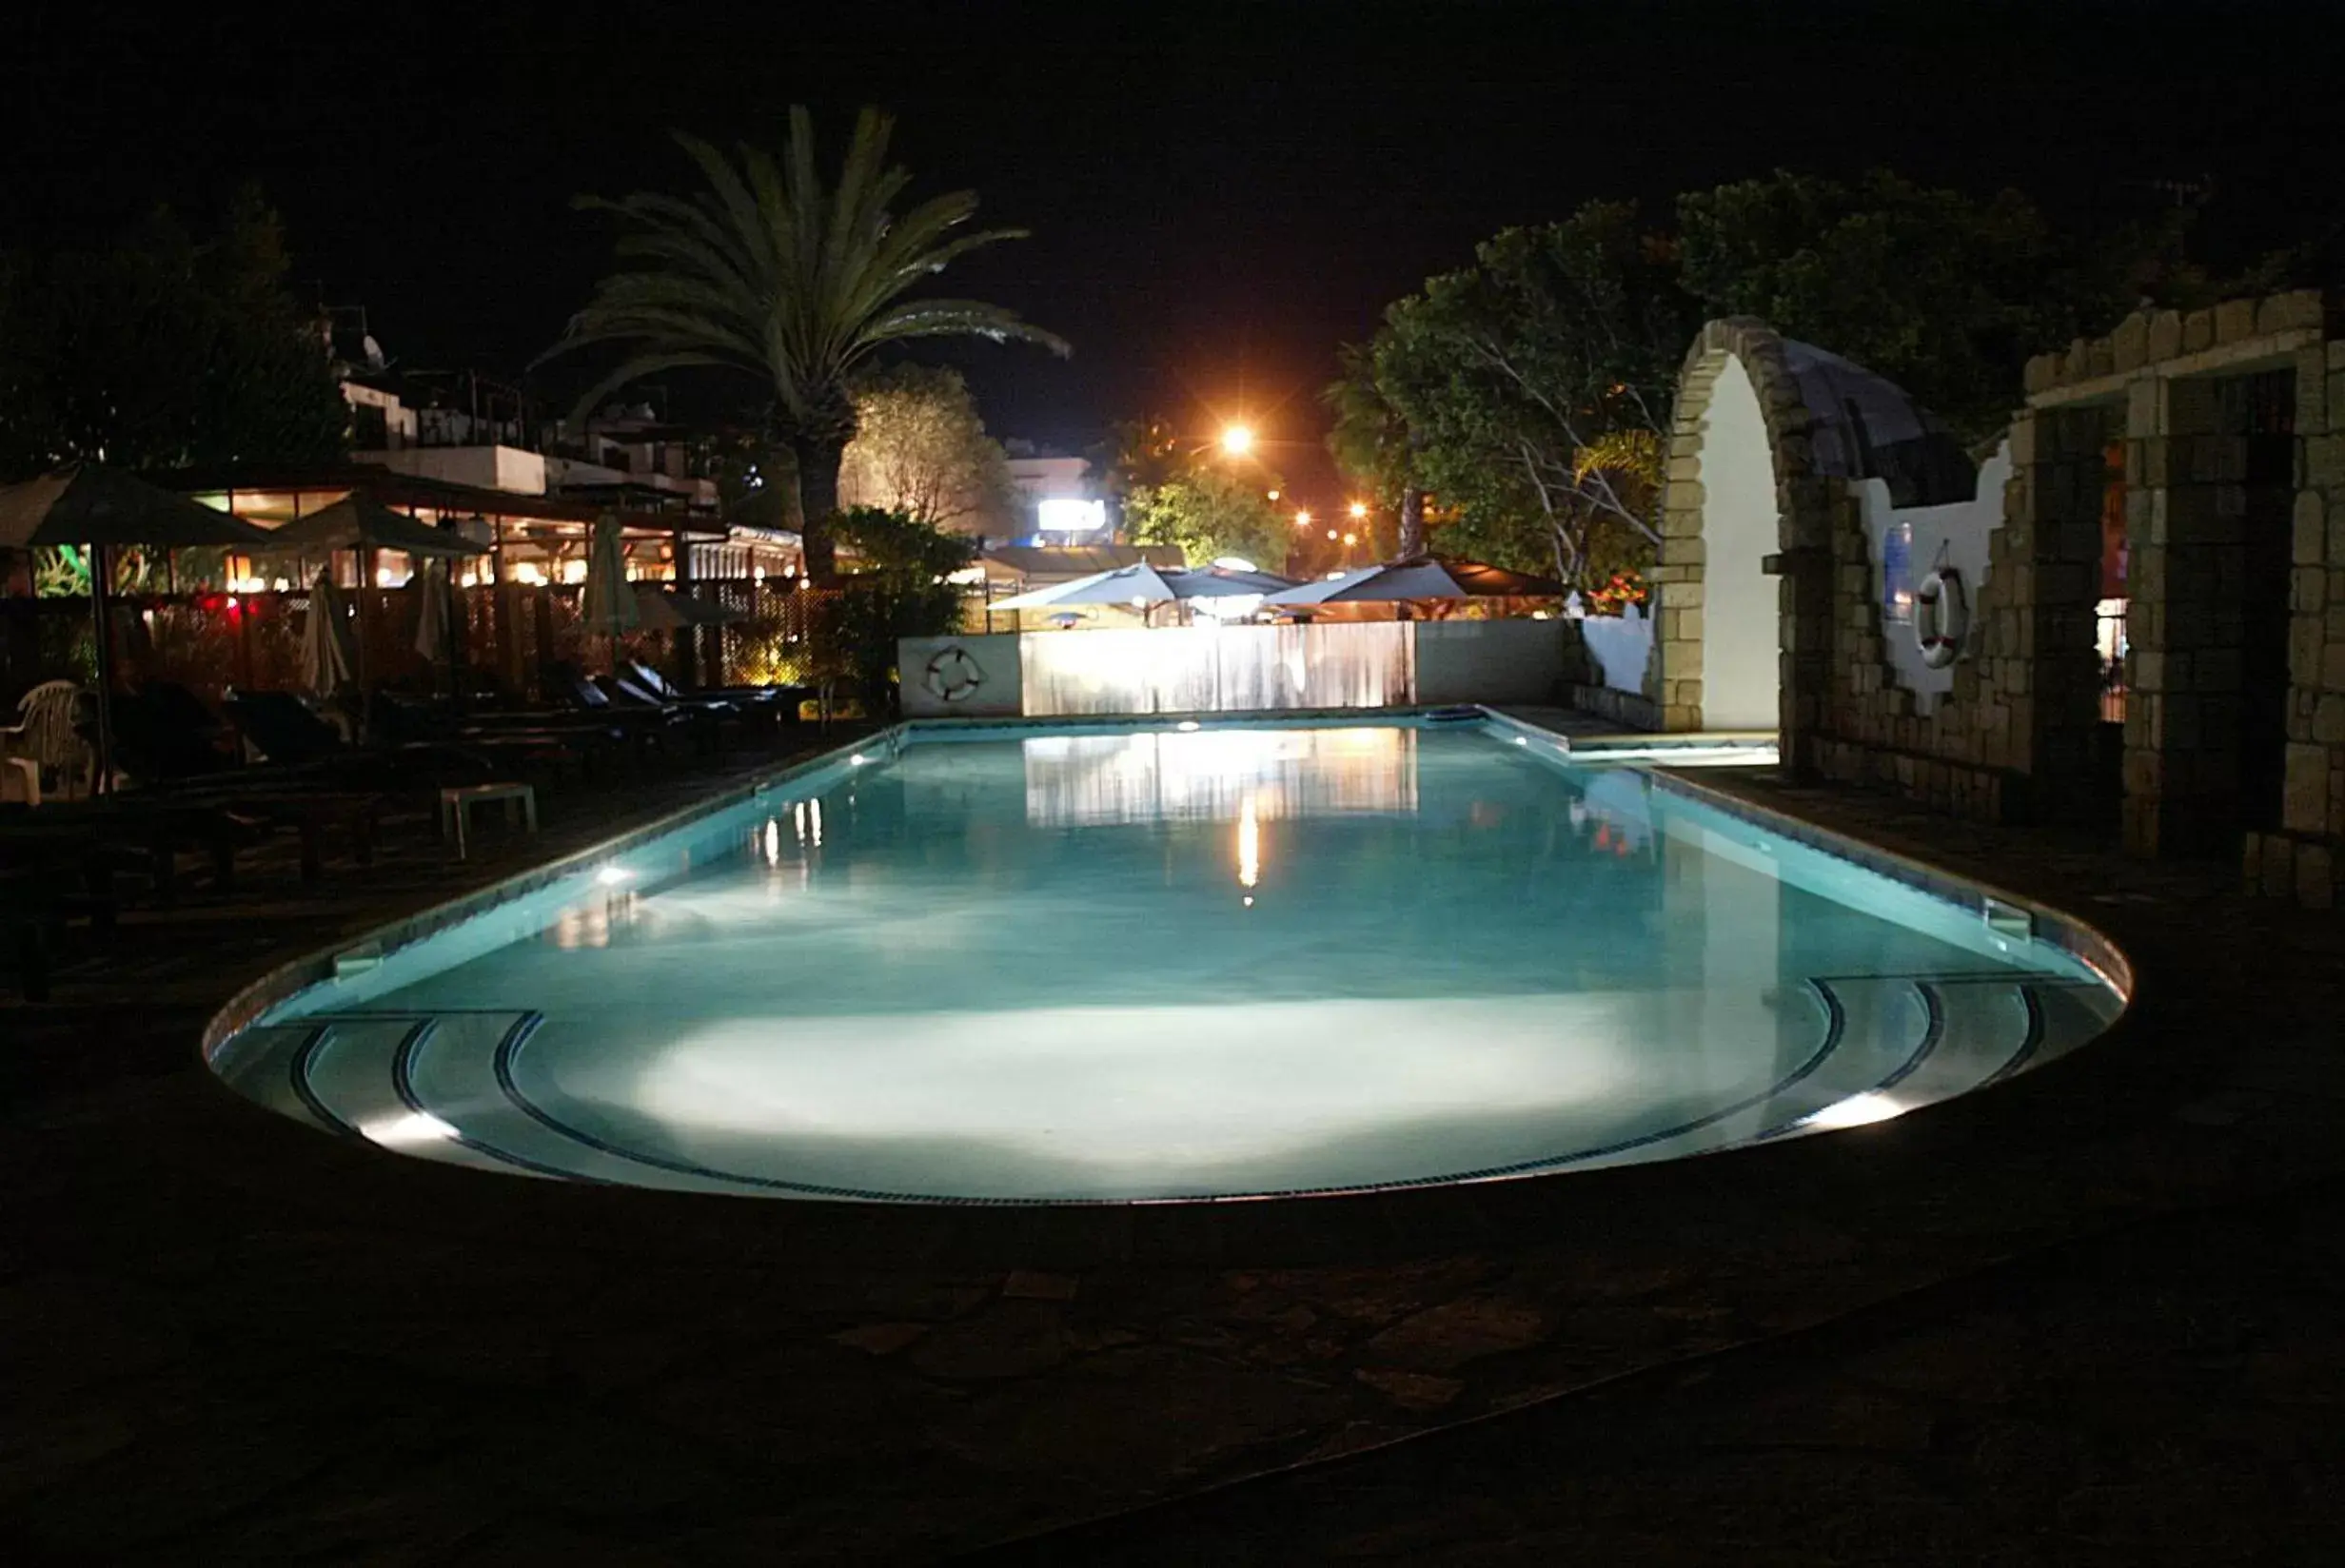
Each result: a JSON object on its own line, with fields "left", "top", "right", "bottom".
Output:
{"left": 195, "top": 704, "right": 2135, "bottom": 1237}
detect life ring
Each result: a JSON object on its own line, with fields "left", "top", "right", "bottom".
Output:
{"left": 923, "top": 645, "right": 986, "bottom": 702}
{"left": 1914, "top": 567, "right": 1967, "bottom": 669}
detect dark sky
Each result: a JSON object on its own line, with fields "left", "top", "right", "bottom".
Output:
{"left": 7, "top": 1, "right": 2341, "bottom": 507}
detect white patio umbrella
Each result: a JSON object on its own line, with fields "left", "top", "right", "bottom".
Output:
{"left": 991, "top": 562, "right": 1298, "bottom": 623}
{"left": 301, "top": 570, "right": 358, "bottom": 698}
{"left": 412, "top": 559, "right": 449, "bottom": 661}
{"left": 578, "top": 512, "right": 640, "bottom": 672}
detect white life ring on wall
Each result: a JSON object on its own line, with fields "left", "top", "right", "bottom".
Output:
{"left": 1914, "top": 567, "right": 1967, "bottom": 669}
{"left": 923, "top": 645, "right": 986, "bottom": 703}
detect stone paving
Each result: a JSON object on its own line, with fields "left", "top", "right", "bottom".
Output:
{"left": 3, "top": 745, "right": 2341, "bottom": 1564}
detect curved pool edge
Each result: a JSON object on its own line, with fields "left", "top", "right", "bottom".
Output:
{"left": 1643, "top": 766, "right": 2135, "bottom": 1007}
{"left": 198, "top": 725, "right": 908, "bottom": 1063}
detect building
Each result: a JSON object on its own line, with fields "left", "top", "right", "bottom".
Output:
{"left": 1003, "top": 448, "right": 1108, "bottom": 547}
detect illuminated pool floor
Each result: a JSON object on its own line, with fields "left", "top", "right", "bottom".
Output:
{"left": 215, "top": 722, "right": 2125, "bottom": 1202}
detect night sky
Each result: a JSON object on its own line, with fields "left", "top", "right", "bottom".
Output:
{"left": 8, "top": 1, "right": 2340, "bottom": 507}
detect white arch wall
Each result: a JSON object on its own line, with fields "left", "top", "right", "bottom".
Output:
{"left": 1696, "top": 356, "right": 1782, "bottom": 730}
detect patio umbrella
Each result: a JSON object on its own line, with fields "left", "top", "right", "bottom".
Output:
{"left": 578, "top": 511, "right": 639, "bottom": 671}
{"left": 0, "top": 464, "right": 272, "bottom": 791}
{"left": 301, "top": 571, "right": 358, "bottom": 698}
{"left": 991, "top": 562, "right": 1299, "bottom": 620}
{"left": 1263, "top": 556, "right": 1567, "bottom": 607}
{"left": 632, "top": 583, "right": 746, "bottom": 631}
{"left": 251, "top": 491, "right": 492, "bottom": 560}
{"left": 412, "top": 559, "right": 450, "bottom": 661}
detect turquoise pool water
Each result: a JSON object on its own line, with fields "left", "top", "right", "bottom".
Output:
{"left": 212, "top": 719, "right": 2125, "bottom": 1203}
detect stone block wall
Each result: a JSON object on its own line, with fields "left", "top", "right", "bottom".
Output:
{"left": 1833, "top": 287, "right": 2341, "bottom": 906}
{"left": 1805, "top": 402, "right": 2104, "bottom": 824}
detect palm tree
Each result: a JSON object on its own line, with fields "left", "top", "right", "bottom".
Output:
{"left": 541, "top": 107, "right": 1069, "bottom": 582}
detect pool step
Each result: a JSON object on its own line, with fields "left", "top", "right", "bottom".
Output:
{"left": 1761, "top": 971, "right": 2120, "bottom": 1137}
{"left": 227, "top": 1009, "right": 731, "bottom": 1188}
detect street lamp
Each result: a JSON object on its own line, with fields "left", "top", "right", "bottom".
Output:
{"left": 1220, "top": 424, "right": 1255, "bottom": 458}
{"left": 1293, "top": 509, "right": 1313, "bottom": 528}
{"left": 1348, "top": 500, "right": 1369, "bottom": 520}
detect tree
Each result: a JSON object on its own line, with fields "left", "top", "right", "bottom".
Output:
{"left": 1098, "top": 413, "right": 1185, "bottom": 498}
{"left": 836, "top": 363, "right": 1016, "bottom": 535}
{"left": 1324, "top": 343, "right": 1425, "bottom": 558}
{"left": 1123, "top": 469, "right": 1289, "bottom": 568}
{"left": 0, "top": 187, "right": 347, "bottom": 480}
{"left": 814, "top": 505, "right": 975, "bottom": 709}
{"left": 1677, "top": 170, "right": 2126, "bottom": 445}
{"left": 1368, "top": 203, "right": 1696, "bottom": 587}
{"left": 542, "top": 108, "right": 1070, "bottom": 583}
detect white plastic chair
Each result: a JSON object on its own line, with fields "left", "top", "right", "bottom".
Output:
{"left": 0, "top": 680, "right": 95, "bottom": 803}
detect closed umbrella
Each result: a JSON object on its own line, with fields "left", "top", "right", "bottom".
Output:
{"left": 0, "top": 464, "right": 271, "bottom": 791}
{"left": 579, "top": 512, "right": 639, "bottom": 664}
{"left": 412, "top": 559, "right": 449, "bottom": 662}
{"left": 301, "top": 571, "right": 357, "bottom": 698}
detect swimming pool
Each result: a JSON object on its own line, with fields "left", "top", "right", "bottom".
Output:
{"left": 207, "top": 716, "right": 2128, "bottom": 1204}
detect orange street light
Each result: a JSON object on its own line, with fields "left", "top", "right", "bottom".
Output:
{"left": 1342, "top": 532, "right": 1358, "bottom": 546}
{"left": 1293, "top": 509, "right": 1313, "bottom": 528}
{"left": 1325, "top": 529, "right": 1338, "bottom": 540}
{"left": 1348, "top": 500, "right": 1369, "bottom": 520}
{"left": 1220, "top": 424, "right": 1255, "bottom": 458}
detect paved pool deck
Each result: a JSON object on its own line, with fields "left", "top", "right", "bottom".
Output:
{"left": 3, "top": 725, "right": 2340, "bottom": 1564}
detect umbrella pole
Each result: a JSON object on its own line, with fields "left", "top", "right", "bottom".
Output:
{"left": 88, "top": 542, "right": 116, "bottom": 795}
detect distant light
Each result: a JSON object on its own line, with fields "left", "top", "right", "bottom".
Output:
{"left": 1038, "top": 497, "right": 1106, "bottom": 535}
{"left": 1325, "top": 530, "right": 1337, "bottom": 541}
{"left": 1348, "top": 500, "right": 1369, "bottom": 519}
{"left": 596, "top": 866, "right": 631, "bottom": 885}
{"left": 1220, "top": 424, "right": 1255, "bottom": 457}
{"left": 1266, "top": 488, "right": 1281, "bottom": 501}
{"left": 1294, "top": 509, "right": 1313, "bottom": 528}
{"left": 1211, "top": 556, "right": 1258, "bottom": 572}
{"left": 1512, "top": 735, "right": 1528, "bottom": 746}
{"left": 1804, "top": 1092, "right": 1905, "bottom": 1128}
{"left": 850, "top": 753, "right": 871, "bottom": 765}
{"left": 1176, "top": 719, "right": 1201, "bottom": 732}
{"left": 223, "top": 595, "right": 239, "bottom": 611}
{"left": 1342, "top": 533, "right": 1357, "bottom": 546}
{"left": 1243, "top": 894, "right": 1254, "bottom": 908}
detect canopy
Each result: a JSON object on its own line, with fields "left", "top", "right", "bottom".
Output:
{"left": 0, "top": 465, "right": 271, "bottom": 549}
{"left": 1265, "top": 557, "right": 1566, "bottom": 606}
{"left": 252, "top": 491, "right": 490, "bottom": 559}
{"left": 991, "top": 562, "right": 1298, "bottom": 611}
{"left": 632, "top": 584, "right": 746, "bottom": 631}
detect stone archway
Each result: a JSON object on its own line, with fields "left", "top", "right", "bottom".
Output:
{"left": 1644, "top": 318, "right": 1838, "bottom": 758}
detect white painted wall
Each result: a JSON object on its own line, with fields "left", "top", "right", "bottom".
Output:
{"left": 1696, "top": 356, "right": 1781, "bottom": 730}
{"left": 1577, "top": 603, "right": 1653, "bottom": 694}
{"left": 898, "top": 634, "right": 1023, "bottom": 717}
{"left": 1854, "top": 440, "right": 2008, "bottom": 714}
{"left": 356, "top": 445, "right": 548, "bottom": 496}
